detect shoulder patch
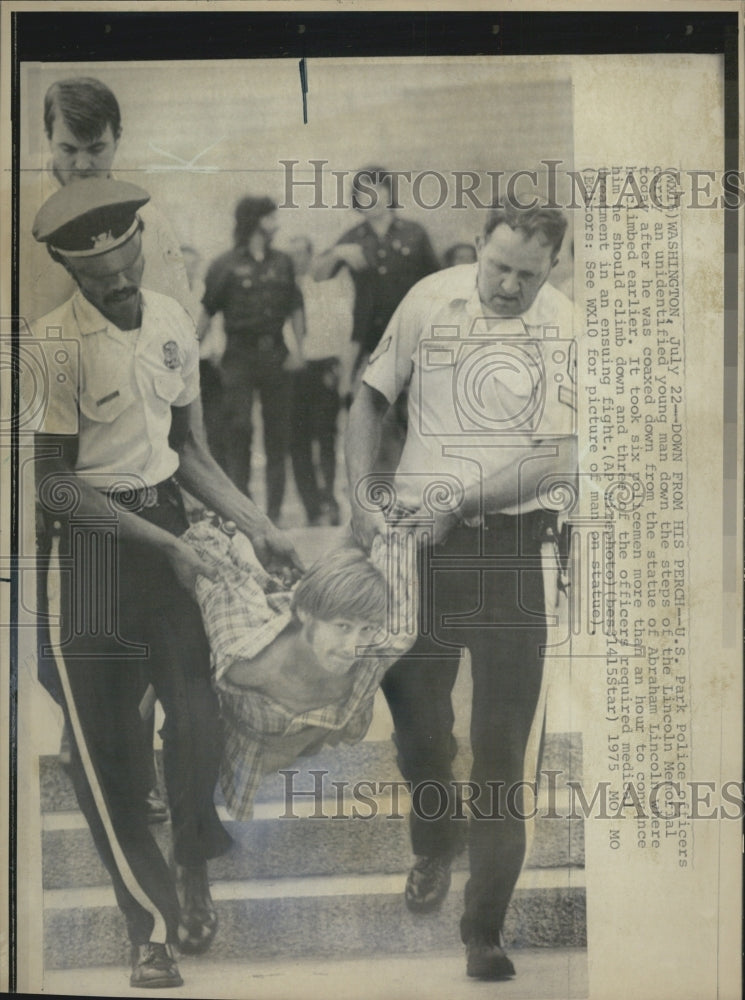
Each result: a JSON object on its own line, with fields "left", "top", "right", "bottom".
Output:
{"left": 367, "top": 336, "right": 392, "bottom": 365}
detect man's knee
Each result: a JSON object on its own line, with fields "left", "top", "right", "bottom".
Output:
{"left": 392, "top": 730, "right": 455, "bottom": 781}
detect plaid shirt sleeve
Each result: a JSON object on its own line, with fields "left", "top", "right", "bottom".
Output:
{"left": 183, "top": 521, "right": 293, "bottom": 684}
{"left": 183, "top": 524, "right": 420, "bottom": 821}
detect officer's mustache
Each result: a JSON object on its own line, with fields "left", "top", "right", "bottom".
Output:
{"left": 104, "top": 287, "right": 138, "bottom": 305}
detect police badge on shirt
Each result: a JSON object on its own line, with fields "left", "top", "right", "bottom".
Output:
{"left": 162, "top": 340, "right": 182, "bottom": 370}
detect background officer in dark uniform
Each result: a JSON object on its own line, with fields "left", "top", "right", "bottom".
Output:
{"left": 312, "top": 165, "right": 439, "bottom": 380}
{"left": 312, "top": 166, "right": 439, "bottom": 473}
{"left": 198, "top": 197, "right": 305, "bottom": 523}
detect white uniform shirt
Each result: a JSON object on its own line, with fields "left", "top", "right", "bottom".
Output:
{"left": 32, "top": 288, "right": 200, "bottom": 491}
{"left": 362, "top": 264, "right": 576, "bottom": 515}
{"left": 291, "top": 271, "right": 354, "bottom": 361}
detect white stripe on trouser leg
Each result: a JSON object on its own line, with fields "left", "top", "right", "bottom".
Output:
{"left": 48, "top": 534, "right": 168, "bottom": 944}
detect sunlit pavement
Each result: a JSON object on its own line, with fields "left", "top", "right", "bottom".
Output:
{"left": 42, "top": 946, "right": 588, "bottom": 999}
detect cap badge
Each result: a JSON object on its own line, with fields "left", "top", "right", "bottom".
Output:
{"left": 92, "top": 230, "right": 115, "bottom": 251}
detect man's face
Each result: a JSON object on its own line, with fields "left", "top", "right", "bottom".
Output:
{"left": 355, "top": 179, "right": 391, "bottom": 220}
{"left": 475, "top": 224, "right": 557, "bottom": 317}
{"left": 258, "top": 210, "right": 279, "bottom": 243}
{"left": 299, "top": 614, "right": 383, "bottom": 676}
{"left": 49, "top": 119, "right": 119, "bottom": 185}
{"left": 66, "top": 230, "right": 144, "bottom": 329}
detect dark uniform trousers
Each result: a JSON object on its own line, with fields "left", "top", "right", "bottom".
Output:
{"left": 214, "top": 338, "right": 292, "bottom": 519}
{"left": 381, "top": 510, "right": 551, "bottom": 945}
{"left": 290, "top": 359, "right": 340, "bottom": 521}
{"left": 42, "top": 479, "right": 231, "bottom": 945}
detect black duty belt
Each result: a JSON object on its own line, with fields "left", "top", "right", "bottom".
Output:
{"left": 106, "top": 476, "right": 181, "bottom": 512}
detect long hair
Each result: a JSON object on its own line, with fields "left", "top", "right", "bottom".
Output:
{"left": 292, "top": 547, "right": 388, "bottom": 624}
{"left": 234, "top": 196, "right": 277, "bottom": 245}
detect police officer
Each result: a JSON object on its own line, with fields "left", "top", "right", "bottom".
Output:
{"left": 23, "top": 75, "right": 200, "bottom": 823}
{"left": 312, "top": 165, "right": 439, "bottom": 377}
{"left": 313, "top": 166, "right": 440, "bottom": 474}
{"left": 347, "top": 203, "right": 576, "bottom": 982}
{"left": 32, "top": 179, "right": 302, "bottom": 988}
{"left": 198, "top": 197, "right": 306, "bottom": 523}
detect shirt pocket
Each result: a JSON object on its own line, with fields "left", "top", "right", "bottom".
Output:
{"left": 153, "top": 372, "right": 187, "bottom": 408}
{"left": 79, "top": 382, "right": 134, "bottom": 424}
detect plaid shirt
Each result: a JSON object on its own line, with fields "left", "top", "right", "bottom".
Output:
{"left": 183, "top": 524, "right": 417, "bottom": 820}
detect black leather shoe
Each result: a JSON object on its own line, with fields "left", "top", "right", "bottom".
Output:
{"left": 404, "top": 855, "right": 452, "bottom": 913}
{"left": 176, "top": 862, "right": 218, "bottom": 954}
{"left": 130, "top": 943, "right": 183, "bottom": 988}
{"left": 145, "top": 788, "right": 170, "bottom": 825}
{"left": 466, "top": 937, "right": 516, "bottom": 980}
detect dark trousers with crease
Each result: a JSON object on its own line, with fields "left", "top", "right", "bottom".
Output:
{"left": 213, "top": 341, "right": 292, "bottom": 518}
{"left": 290, "top": 359, "right": 340, "bottom": 521}
{"left": 41, "top": 480, "right": 231, "bottom": 945}
{"left": 381, "top": 511, "right": 549, "bottom": 944}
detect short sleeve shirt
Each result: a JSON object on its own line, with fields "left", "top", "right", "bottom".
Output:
{"left": 334, "top": 216, "right": 439, "bottom": 353}
{"left": 201, "top": 246, "right": 303, "bottom": 346}
{"left": 294, "top": 270, "right": 354, "bottom": 361}
{"left": 31, "top": 288, "right": 200, "bottom": 490}
{"left": 363, "top": 264, "right": 576, "bottom": 514}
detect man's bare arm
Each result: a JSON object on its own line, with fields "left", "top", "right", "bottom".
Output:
{"left": 345, "top": 382, "right": 391, "bottom": 549}
{"left": 284, "top": 306, "right": 306, "bottom": 371}
{"left": 35, "top": 434, "right": 215, "bottom": 595}
{"left": 172, "top": 399, "right": 304, "bottom": 578}
{"left": 311, "top": 244, "right": 368, "bottom": 281}
{"left": 411, "top": 436, "right": 578, "bottom": 548}
{"left": 461, "top": 435, "right": 578, "bottom": 519}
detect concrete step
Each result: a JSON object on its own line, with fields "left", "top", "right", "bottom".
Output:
{"left": 40, "top": 946, "right": 589, "bottom": 999}
{"left": 42, "top": 800, "right": 584, "bottom": 889}
{"left": 39, "top": 733, "right": 583, "bottom": 813}
{"left": 44, "top": 869, "right": 587, "bottom": 971}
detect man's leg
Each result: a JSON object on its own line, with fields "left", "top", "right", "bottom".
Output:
{"left": 459, "top": 512, "right": 549, "bottom": 979}
{"left": 258, "top": 352, "right": 292, "bottom": 522}
{"left": 52, "top": 527, "right": 183, "bottom": 988}
{"left": 381, "top": 646, "right": 462, "bottom": 862}
{"left": 63, "top": 659, "right": 182, "bottom": 947}
{"left": 199, "top": 358, "right": 225, "bottom": 459}
{"left": 314, "top": 358, "right": 341, "bottom": 519}
{"left": 289, "top": 366, "right": 322, "bottom": 524}
{"left": 147, "top": 595, "right": 231, "bottom": 868}
{"left": 216, "top": 352, "right": 254, "bottom": 494}
{"left": 118, "top": 484, "right": 232, "bottom": 955}
{"left": 380, "top": 525, "right": 484, "bottom": 910}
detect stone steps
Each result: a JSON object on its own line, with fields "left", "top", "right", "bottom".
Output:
{"left": 43, "top": 807, "right": 584, "bottom": 888}
{"left": 41, "top": 734, "right": 585, "bottom": 970}
{"left": 39, "top": 733, "right": 583, "bottom": 812}
{"left": 44, "top": 869, "right": 587, "bottom": 970}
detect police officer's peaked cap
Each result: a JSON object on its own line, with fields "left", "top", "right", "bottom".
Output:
{"left": 33, "top": 179, "right": 150, "bottom": 257}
